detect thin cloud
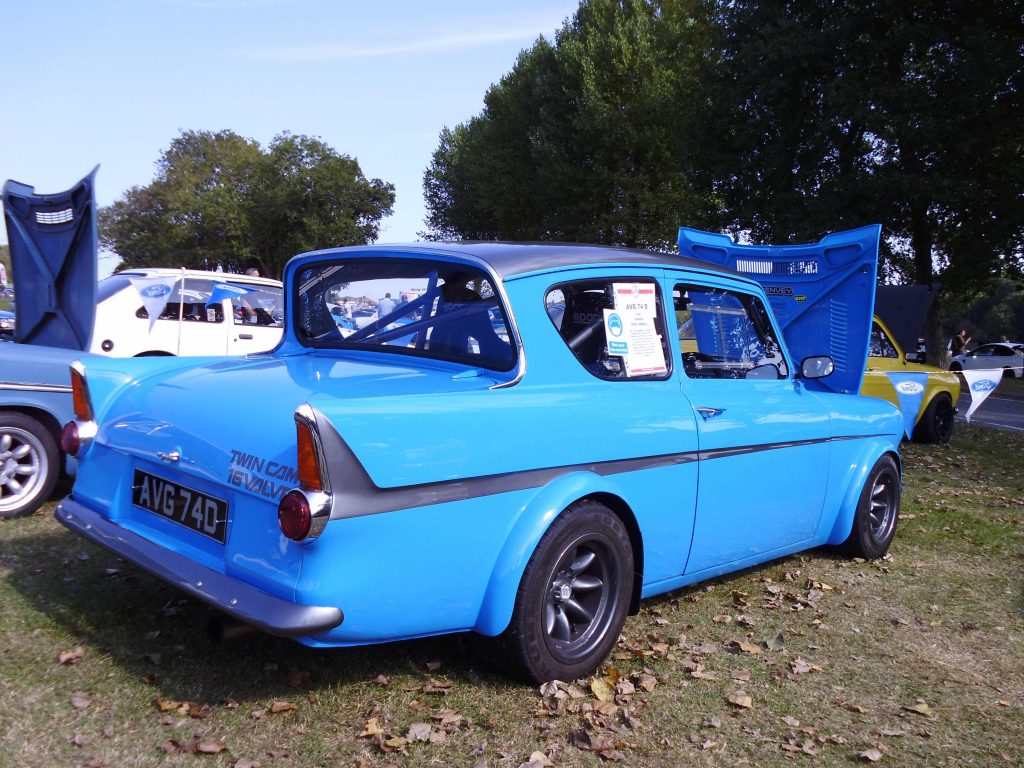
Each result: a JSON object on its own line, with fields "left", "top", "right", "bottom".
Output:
{"left": 233, "top": 13, "right": 568, "bottom": 61}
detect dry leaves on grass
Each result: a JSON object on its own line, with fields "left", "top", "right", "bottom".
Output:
{"left": 58, "top": 647, "right": 85, "bottom": 665}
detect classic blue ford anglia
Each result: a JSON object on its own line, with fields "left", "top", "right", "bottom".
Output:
{"left": 56, "top": 233, "right": 903, "bottom": 682}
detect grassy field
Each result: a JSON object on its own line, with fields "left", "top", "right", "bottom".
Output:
{"left": 1, "top": 425, "right": 1021, "bottom": 768}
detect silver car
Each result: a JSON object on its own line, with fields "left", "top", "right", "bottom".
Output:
{"left": 950, "top": 342, "right": 1024, "bottom": 378}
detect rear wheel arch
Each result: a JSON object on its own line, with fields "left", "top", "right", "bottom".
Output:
{"left": 473, "top": 473, "right": 642, "bottom": 637}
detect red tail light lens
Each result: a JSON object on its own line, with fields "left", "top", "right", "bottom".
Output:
{"left": 61, "top": 422, "right": 81, "bottom": 456}
{"left": 278, "top": 490, "right": 312, "bottom": 541}
{"left": 296, "top": 421, "right": 322, "bottom": 492}
{"left": 70, "top": 367, "right": 92, "bottom": 421}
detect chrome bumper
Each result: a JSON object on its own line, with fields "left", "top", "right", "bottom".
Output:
{"left": 55, "top": 497, "right": 344, "bottom": 638}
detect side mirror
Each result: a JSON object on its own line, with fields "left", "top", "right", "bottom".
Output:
{"left": 800, "top": 355, "right": 835, "bottom": 379}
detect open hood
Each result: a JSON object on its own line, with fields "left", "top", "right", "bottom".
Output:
{"left": 678, "top": 225, "right": 880, "bottom": 395}
{"left": 2, "top": 167, "right": 98, "bottom": 350}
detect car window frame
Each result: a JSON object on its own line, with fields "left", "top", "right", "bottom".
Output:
{"left": 544, "top": 275, "right": 673, "bottom": 382}
{"left": 670, "top": 279, "right": 791, "bottom": 381}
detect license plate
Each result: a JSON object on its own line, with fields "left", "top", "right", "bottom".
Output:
{"left": 132, "top": 469, "right": 228, "bottom": 543}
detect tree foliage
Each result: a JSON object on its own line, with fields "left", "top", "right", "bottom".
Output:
{"left": 713, "top": 0, "right": 1023, "bottom": 290}
{"left": 424, "top": 0, "right": 719, "bottom": 248}
{"left": 100, "top": 130, "right": 395, "bottom": 278}
{"left": 425, "top": 0, "right": 1022, "bottom": 358}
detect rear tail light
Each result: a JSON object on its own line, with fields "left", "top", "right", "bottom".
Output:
{"left": 61, "top": 421, "right": 81, "bottom": 456}
{"left": 278, "top": 490, "right": 312, "bottom": 541}
{"left": 278, "top": 404, "right": 333, "bottom": 542}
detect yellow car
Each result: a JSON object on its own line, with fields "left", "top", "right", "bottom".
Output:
{"left": 860, "top": 316, "right": 960, "bottom": 443}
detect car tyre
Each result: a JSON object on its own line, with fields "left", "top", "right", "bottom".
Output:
{"left": 913, "top": 393, "right": 955, "bottom": 444}
{"left": 0, "top": 412, "right": 59, "bottom": 518}
{"left": 840, "top": 455, "right": 900, "bottom": 559}
{"left": 490, "top": 500, "right": 633, "bottom": 684}
{"left": 949, "top": 362, "right": 962, "bottom": 372}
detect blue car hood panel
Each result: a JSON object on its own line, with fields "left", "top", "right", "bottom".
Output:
{"left": 2, "top": 168, "right": 98, "bottom": 350}
{"left": 678, "top": 225, "right": 880, "bottom": 394}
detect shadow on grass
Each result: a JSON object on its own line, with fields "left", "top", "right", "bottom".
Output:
{"left": 4, "top": 527, "right": 506, "bottom": 704}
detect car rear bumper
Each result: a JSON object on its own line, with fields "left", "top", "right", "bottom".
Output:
{"left": 55, "top": 497, "right": 344, "bottom": 638}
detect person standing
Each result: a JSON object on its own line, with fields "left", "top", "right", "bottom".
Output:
{"left": 951, "top": 329, "right": 971, "bottom": 356}
{"left": 378, "top": 292, "right": 396, "bottom": 317}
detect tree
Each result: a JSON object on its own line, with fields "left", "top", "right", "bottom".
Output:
{"left": 711, "top": 0, "right": 1023, "bottom": 361}
{"left": 424, "top": 0, "right": 719, "bottom": 248}
{"left": 100, "top": 130, "right": 395, "bottom": 278}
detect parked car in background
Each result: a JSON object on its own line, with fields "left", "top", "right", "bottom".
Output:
{"left": 57, "top": 234, "right": 903, "bottom": 682}
{"left": 91, "top": 269, "right": 284, "bottom": 357}
{"left": 2, "top": 169, "right": 283, "bottom": 518}
{"left": 676, "top": 226, "right": 960, "bottom": 444}
{"left": 949, "top": 342, "right": 1024, "bottom": 379}
{"left": 861, "top": 317, "right": 961, "bottom": 443}
{"left": 0, "top": 309, "right": 14, "bottom": 338}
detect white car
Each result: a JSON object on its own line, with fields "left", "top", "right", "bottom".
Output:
{"left": 949, "top": 341, "right": 1024, "bottom": 379}
{"left": 90, "top": 269, "right": 284, "bottom": 357}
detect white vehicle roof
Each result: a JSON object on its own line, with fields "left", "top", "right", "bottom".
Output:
{"left": 110, "top": 268, "right": 281, "bottom": 289}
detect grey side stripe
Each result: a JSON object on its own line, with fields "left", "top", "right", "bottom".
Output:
{"left": 311, "top": 404, "right": 888, "bottom": 520}
{"left": 0, "top": 381, "right": 73, "bottom": 393}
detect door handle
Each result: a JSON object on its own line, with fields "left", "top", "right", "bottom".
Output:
{"left": 238, "top": 333, "right": 253, "bottom": 340}
{"left": 696, "top": 407, "right": 726, "bottom": 421}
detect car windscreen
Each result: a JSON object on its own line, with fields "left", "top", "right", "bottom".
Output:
{"left": 294, "top": 258, "right": 516, "bottom": 371}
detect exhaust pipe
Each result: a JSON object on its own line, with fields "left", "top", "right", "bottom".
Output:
{"left": 207, "top": 614, "right": 260, "bottom": 645}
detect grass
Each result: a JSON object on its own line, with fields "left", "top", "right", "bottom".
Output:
{"left": 1, "top": 425, "right": 1022, "bottom": 767}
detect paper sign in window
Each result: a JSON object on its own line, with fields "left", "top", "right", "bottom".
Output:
{"left": 604, "top": 283, "right": 667, "bottom": 377}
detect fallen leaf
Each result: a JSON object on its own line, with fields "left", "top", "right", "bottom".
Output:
{"left": 425, "top": 660, "right": 443, "bottom": 672}
{"left": 781, "top": 716, "right": 800, "bottom": 727}
{"left": 766, "top": 632, "right": 785, "bottom": 651}
{"left": 372, "top": 674, "right": 389, "bottom": 686}
{"left": 71, "top": 692, "right": 91, "bottom": 710}
{"left": 860, "top": 747, "right": 884, "bottom": 762}
{"left": 526, "top": 751, "right": 553, "bottom": 767}
{"left": 270, "top": 700, "right": 297, "bottom": 714}
{"left": 407, "top": 722, "right": 432, "bottom": 742}
{"left": 727, "top": 691, "right": 753, "bottom": 709}
{"left": 59, "top": 647, "right": 85, "bottom": 665}
{"left": 713, "top": 614, "right": 733, "bottom": 624}
{"left": 728, "top": 639, "right": 763, "bottom": 655}
{"left": 197, "top": 738, "right": 226, "bottom": 754}
{"left": 590, "top": 676, "right": 615, "bottom": 702}
{"left": 70, "top": 732, "right": 87, "bottom": 748}
{"left": 359, "top": 718, "right": 385, "bottom": 738}
{"left": 703, "top": 716, "right": 722, "bottom": 728}
{"left": 903, "top": 701, "right": 934, "bottom": 717}
{"left": 188, "top": 703, "right": 211, "bottom": 719}
{"left": 634, "top": 672, "right": 657, "bottom": 692}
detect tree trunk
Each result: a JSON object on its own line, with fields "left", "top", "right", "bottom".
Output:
{"left": 910, "top": 208, "right": 946, "bottom": 366}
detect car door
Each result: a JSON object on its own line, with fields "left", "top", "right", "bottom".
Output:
{"left": 224, "top": 282, "right": 284, "bottom": 355}
{"left": 670, "top": 277, "right": 832, "bottom": 576}
{"left": 174, "top": 277, "right": 229, "bottom": 356}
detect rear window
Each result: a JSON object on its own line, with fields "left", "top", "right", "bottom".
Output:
{"left": 294, "top": 258, "right": 516, "bottom": 372}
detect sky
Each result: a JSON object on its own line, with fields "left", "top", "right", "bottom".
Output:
{"left": 0, "top": 0, "right": 581, "bottom": 277}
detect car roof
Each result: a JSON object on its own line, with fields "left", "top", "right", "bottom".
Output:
{"left": 109, "top": 268, "right": 282, "bottom": 288}
{"left": 304, "top": 242, "right": 740, "bottom": 281}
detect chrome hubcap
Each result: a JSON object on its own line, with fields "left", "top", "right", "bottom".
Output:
{"left": 0, "top": 429, "right": 46, "bottom": 513}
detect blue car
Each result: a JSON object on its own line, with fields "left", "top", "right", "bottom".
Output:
{"left": 1, "top": 169, "right": 98, "bottom": 518}
{"left": 56, "top": 234, "right": 903, "bottom": 682}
